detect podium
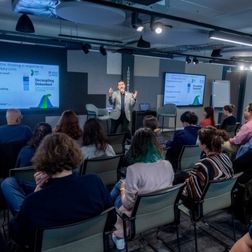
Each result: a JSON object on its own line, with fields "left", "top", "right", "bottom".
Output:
{"left": 131, "top": 110, "right": 157, "bottom": 134}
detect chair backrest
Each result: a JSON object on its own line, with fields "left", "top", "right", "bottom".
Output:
{"left": 107, "top": 133, "right": 126, "bottom": 155}
{"left": 34, "top": 207, "right": 114, "bottom": 252}
{"left": 9, "top": 166, "right": 35, "bottom": 182}
{"left": 224, "top": 124, "right": 237, "bottom": 138}
{"left": 80, "top": 155, "right": 122, "bottom": 186}
{"left": 86, "top": 104, "right": 98, "bottom": 117}
{"left": 157, "top": 103, "right": 177, "bottom": 116}
{"left": 0, "top": 140, "right": 27, "bottom": 178}
{"left": 130, "top": 184, "right": 184, "bottom": 238}
{"left": 138, "top": 103, "right": 151, "bottom": 111}
{"left": 202, "top": 173, "right": 241, "bottom": 216}
{"left": 178, "top": 145, "right": 201, "bottom": 171}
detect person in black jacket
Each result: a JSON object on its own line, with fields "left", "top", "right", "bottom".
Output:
{"left": 220, "top": 104, "right": 236, "bottom": 130}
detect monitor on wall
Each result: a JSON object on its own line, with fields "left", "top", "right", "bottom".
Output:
{"left": 0, "top": 61, "right": 59, "bottom": 110}
{"left": 163, "top": 72, "right": 206, "bottom": 107}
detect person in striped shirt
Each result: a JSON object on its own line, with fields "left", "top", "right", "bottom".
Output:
{"left": 182, "top": 126, "right": 234, "bottom": 204}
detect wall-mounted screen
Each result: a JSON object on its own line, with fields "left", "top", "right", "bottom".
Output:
{"left": 0, "top": 61, "right": 59, "bottom": 110}
{"left": 163, "top": 72, "right": 206, "bottom": 106}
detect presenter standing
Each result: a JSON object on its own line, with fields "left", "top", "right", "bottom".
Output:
{"left": 108, "top": 80, "right": 137, "bottom": 136}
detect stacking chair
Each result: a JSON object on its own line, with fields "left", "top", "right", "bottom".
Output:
{"left": 224, "top": 124, "right": 237, "bottom": 138}
{"left": 119, "top": 184, "right": 184, "bottom": 252}
{"left": 34, "top": 207, "right": 114, "bottom": 252}
{"left": 85, "top": 104, "right": 110, "bottom": 132}
{"left": 107, "top": 133, "right": 126, "bottom": 155}
{"left": 177, "top": 145, "right": 201, "bottom": 171}
{"left": 157, "top": 103, "right": 177, "bottom": 131}
{"left": 80, "top": 155, "right": 123, "bottom": 187}
{"left": 178, "top": 173, "right": 242, "bottom": 252}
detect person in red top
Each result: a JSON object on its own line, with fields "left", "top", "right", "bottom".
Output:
{"left": 199, "top": 106, "right": 215, "bottom": 127}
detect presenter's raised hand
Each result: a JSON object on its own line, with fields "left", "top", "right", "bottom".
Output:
{"left": 108, "top": 87, "right": 113, "bottom": 97}
{"left": 133, "top": 90, "right": 138, "bottom": 99}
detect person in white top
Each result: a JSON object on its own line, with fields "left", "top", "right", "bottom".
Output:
{"left": 81, "top": 118, "right": 115, "bottom": 159}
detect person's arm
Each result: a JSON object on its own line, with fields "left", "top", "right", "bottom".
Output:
{"left": 129, "top": 91, "right": 137, "bottom": 107}
{"left": 230, "top": 232, "right": 252, "bottom": 252}
{"left": 108, "top": 88, "right": 115, "bottom": 105}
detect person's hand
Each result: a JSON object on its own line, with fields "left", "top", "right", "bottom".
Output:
{"left": 120, "top": 181, "right": 126, "bottom": 197}
{"left": 34, "top": 171, "right": 50, "bottom": 192}
{"left": 133, "top": 90, "right": 138, "bottom": 99}
{"left": 108, "top": 87, "right": 113, "bottom": 97}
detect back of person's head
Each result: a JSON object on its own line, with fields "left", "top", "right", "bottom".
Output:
{"left": 32, "top": 132, "right": 82, "bottom": 176}
{"left": 143, "top": 115, "right": 159, "bottom": 131}
{"left": 82, "top": 118, "right": 108, "bottom": 151}
{"left": 131, "top": 127, "right": 163, "bottom": 163}
{"left": 223, "top": 104, "right": 235, "bottom": 114}
{"left": 247, "top": 103, "right": 252, "bottom": 113}
{"left": 6, "top": 108, "right": 22, "bottom": 125}
{"left": 204, "top": 106, "right": 215, "bottom": 125}
{"left": 29, "top": 122, "right": 52, "bottom": 149}
{"left": 198, "top": 126, "right": 228, "bottom": 153}
{"left": 180, "top": 111, "right": 198, "bottom": 125}
{"left": 55, "top": 110, "right": 82, "bottom": 140}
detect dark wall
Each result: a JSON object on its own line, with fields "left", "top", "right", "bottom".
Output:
{"left": 0, "top": 43, "right": 105, "bottom": 129}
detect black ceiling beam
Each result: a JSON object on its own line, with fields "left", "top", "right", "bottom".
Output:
{"left": 82, "top": 0, "right": 252, "bottom": 38}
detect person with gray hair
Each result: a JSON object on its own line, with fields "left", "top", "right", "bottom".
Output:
{"left": 0, "top": 108, "right": 32, "bottom": 144}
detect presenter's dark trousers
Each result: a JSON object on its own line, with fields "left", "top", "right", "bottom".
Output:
{"left": 110, "top": 112, "right": 131, "bottom": 139}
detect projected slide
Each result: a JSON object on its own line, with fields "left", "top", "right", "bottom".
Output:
{"left": 164, "top": 73, "right": 205, "bottom": 106}
{"left": 0, "top": 61, "right": 59, "bottom": 109}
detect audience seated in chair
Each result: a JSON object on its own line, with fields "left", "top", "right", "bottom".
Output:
{"left": 181, "top": 126, "right": 233, "bottom": 205}
{"left": 55, "top": 110, "right": 82, "bottom": 145}
{"left": 220, "top": 104, "right": 236, "bottom": 130}
{"left": 0, "top": 108, "right": 32, "bottom": 144}
{"left": 223, "top": 103, "right": 252, "bottom": 153}
{"left": 81, "top": 118, "right": 115, "bottom": 159}
{"left": 110, "top": 128, "right": 174, "bottom": 250}
{"left": 7, "top": 133, "right": 116, "bottom": 250}
{"left": 199, "top": 106, "right": 215, "bottom": 127}
{"left": 166, "top": 111, "right": 200, "bottom": 171}
{"left": 230, "top": 225, "right": 252, "bottom": 252}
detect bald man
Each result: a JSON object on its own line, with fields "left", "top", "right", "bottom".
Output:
{"left": 0, "top": 109, "right": 32, "bottom": 144}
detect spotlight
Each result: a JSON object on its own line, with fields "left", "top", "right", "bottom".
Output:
{"left": 131, "top": 12, "right": 144, "bottom": 32}
{"left": 153, "top": 22, "right": 163, "bottom": 34}
{"left": 193, "top": 57, "right": 199, "bottom": 64}
{"left": 81, "top": 43, "right": 91, "bottom": 54}
{"left": 99, "top": 46, "right": 107, "bottom": 56}
{"left": 16, "top": 14, "right": 35, "bottom": 33}
{"left": 185, "top": 56, "right": 191, "bottom": 64}
{"left": 211, "top": 49, "right": 222, "bottom": 57}
{"left": 137, "top": 36, "right": 151, "bottom": 48}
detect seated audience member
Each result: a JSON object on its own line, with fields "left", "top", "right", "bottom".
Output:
{"left": 182, "top": 126, "right": 233, "bottom": 205}
{"left": 166, "top": 111, "right": 201, "bottom": 170}
{"left": 111, "top": 128, "right": 174, "bottom": 250}
{"left": 9, "top": 133, "right": 115, "bottom": 250}
{"left": 55, "top": 110, "right": 82, "bottom": 144}
{"left": 220, "top": 104, "right": 236, "bottom": 130}
{"left": 81, "top": 118, "right": 115, "bottom": 159}
{"left": 199, "top": 106, "right": 215, "bottom": 127}
{"left": 0, "top": 109, "right": 32, "bottom": 144}
{"left": 16, "top": 122, "right": 52, "bottom": 167}
{"left": 223, "top": 103, "right": 252, "bottom": 153}
{"left": 230, "top": 225, "right": 252, "bottom": 252}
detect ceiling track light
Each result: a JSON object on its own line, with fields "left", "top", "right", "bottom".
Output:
{"left": 185, "top": 56, "right": 191, "bottom": 64}
{"left": 153, "top": 22, "right": 163, "bottom": 34}
{"left": 193, "top": 57, "right": 199, "bottom": 64}
{"left": 16, "top": 14, "right": 35, "bottom": 33}
{"left": 81, "top": 43, "right": 91, "bottom": 54}
{"left": 99, "top": 46, "right": 107, "bottom": 56}
{"left": 209, "top": 31, "right": 252, "bottom": 47}
{"left": 131, "top": 12, "right": 144, "bottom": 32}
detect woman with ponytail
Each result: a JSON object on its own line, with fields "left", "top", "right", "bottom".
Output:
{"left": 182, "top": 126, "right": 234, "bottom": 203}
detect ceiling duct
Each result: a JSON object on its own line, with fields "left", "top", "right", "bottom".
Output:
{"left": 128, "top": 0, "right": 162, "bottom": 5}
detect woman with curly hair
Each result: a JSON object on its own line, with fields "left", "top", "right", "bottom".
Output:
{"left": 9, "top": 133, "right": 115, "bottom": 250}
{"left": 81, "top": 118, "right": 115, "bottom": 159}
{"left": 55, "top": 110, "right": 82, "bottom": 144}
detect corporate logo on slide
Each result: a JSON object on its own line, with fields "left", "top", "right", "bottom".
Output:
{"left": 38, "top": 94, "right": 54, "bottom": 109}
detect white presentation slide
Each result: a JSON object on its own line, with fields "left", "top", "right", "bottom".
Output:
{"left": 0, "top": 61, "right": 59, "bottom": 109}
{"left": 164, "top": 73, "right": 205, "bottom": 106}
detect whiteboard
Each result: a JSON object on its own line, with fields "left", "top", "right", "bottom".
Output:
{"left": 212, "top": 80, "right": 230, "bottom": 108}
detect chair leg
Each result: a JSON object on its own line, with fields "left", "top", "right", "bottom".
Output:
{"left": 231, "top": 213, "right": 236, "bottom": 241}
{"left": 176, "top": 224, "right": 181, "bottom": 252}
{"left": 193, "top": 222, "right": 198, "bottom": 252}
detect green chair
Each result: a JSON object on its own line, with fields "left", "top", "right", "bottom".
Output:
{"left": 157, "top": 103, "right": 177, "bottom": 131}
{"left": 119, "top": 184, "right": 184, "bottom": 252}
{"left": 178, "top": 173, "right": 242, "bottom": 252}
{"left": 34, "top": 207, "right": 114, "bottom": 252}
{"left": 80, "top": 155, "right": 123, "bottom": 187}
{"left": 107, "top": 133, "right": 126, "bottom": 155}
{"left": 177, "top": 145, "right": 201, "bottom": 171}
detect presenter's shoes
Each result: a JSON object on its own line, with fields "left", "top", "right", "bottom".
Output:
{"left": 112, "top": 233, "right": 125, "bottom": 250}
